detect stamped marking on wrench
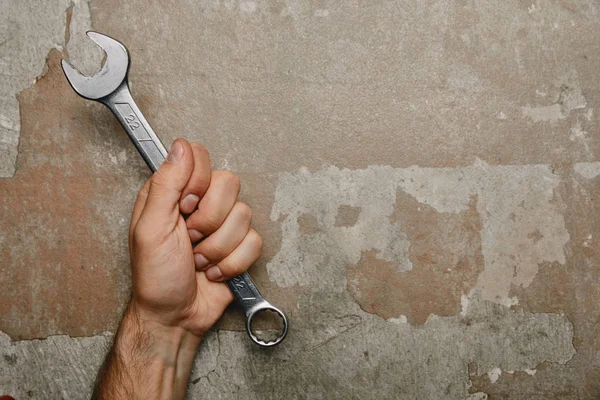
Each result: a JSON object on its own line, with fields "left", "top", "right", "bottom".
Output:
{"left": 230, "top": 276, "right": 256, "bottom": 300}
{"left": 61, "top": 31, "right": 288, "bottom": 347}
{"left": 114, "top": 104, "right": 148, "bottom": 139}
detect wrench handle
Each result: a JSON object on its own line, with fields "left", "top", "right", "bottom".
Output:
{"left": 102, "top": 83, "right": 167, "bottom": 173}
{"left": 102, "top": 84, "right": 288, "bottom": 347}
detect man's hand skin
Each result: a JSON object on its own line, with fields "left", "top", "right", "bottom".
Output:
{"left": 93, "top": 139, "right": 262, "bottom": 400}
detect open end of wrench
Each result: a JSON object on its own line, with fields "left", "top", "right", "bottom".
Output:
{"left": 61, "top": 31, "right": 129, "bottom": 100}
{"left": 246, "top": 305, "right": 288, "bottom": 347}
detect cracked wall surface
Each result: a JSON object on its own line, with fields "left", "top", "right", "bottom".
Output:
{"left": 1, "top": 0, "right": 600, "bottom": 399}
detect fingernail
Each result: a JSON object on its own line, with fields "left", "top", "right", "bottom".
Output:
{"left": 194, "top": 253, "right": 209, "bottom": 269}
{"left": 206, "top": 265, "right": 223, "bottom": 281}
{"left": 167, "top": 141, "right": 183, "bottom": 162}
{"left": 181, "top": 194, "right": 200, "bottom": 213}
{"left": 188, "top": 229, "right": 203, "bottom": 242}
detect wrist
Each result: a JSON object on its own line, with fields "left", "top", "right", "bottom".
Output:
{"left": 122, "top": 301, "right": 202, "bottom": 360}
{"left": 93, "top": 301, "right": 201, "bottom": 400}
{"left": 94, "top": 301, "right": 202, "bottom": 400}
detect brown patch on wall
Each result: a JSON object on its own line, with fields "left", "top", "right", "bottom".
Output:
{"left": 510, "top": 261, "right": 571, "bottom": 316}
{"left": 511, "top": 168, "right": 600, "bottom": 318}
{"left": 346, "top": 190, "right": 483, "bottom": 324}
{"left": 334, "top": 205, "right": 361, "bottom": 227}
{"left": 472, "top": 167, "right": 600, "bottom": 397}
{"left": 527, "top": 229, "right": 544, "bottom": 244}
{"left": 298, "top": 213, "right": 321, "bottom": 235}
{"left": 0, "top": 50, "right": 140, "bottom": 339}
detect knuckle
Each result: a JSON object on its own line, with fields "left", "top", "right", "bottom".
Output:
{"left": 139, "top": 179, "right": 151, "bottom": 196}
{"left": 249, "top": 230, "right": 263, "bottom": 252}
{"left": 222, "top": 259, "right": 246, "bottom": 277}
{"left": 218, "top": 170, "right": 240, "bottom": 191}
{"left": 189, "top": 173, "right": 210, "bottom": 193}
{"left": 235, "top": 202, "right": 252, "bottom": 222}
{"left": 201, "top": 213, "right": 223, "bottom": 234}
{"left": 186, "top": 181, "right": 209, "bottom": 199}
{"left": 208, "top": 241, "right": 229, "bottom": 260}
{"left": 150, "top": 171, "right": 169, "bottom": 190}
{"left": 191, "top": 142, "right": 210, "bottom": 158}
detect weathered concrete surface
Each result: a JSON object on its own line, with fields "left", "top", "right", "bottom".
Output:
{"left": 0, "top": 49, "right": 143, "bottom": 340}
{"left": 0, "top": 330, "right": 111, "bottom": 399}
{"left": 1, "top": 0, "right": 600, "bottom": 398}
{"left": 0, "top": 302, "right": 577, "bottom": 399}
{"left": 0, "top": 0, "right": 102, "bottom": 177}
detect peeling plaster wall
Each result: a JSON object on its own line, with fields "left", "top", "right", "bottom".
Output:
{"left": 0, "top": 299, "right": 577, "bottom": 400}
{"left": 0, "top": 330, "right": 110, "bottom": 399}
{"left": 0, "top": 0, "right": 101, "bottom": 177}
{"left": 269, "top": 161, "right": 573, "bottom": 309}
{"left": 2, "top": 0, "right": 600, "bottom": 399}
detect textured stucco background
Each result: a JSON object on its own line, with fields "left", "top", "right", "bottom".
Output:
{"left": 1, "top": 0, "right": 600, "bottom": 399}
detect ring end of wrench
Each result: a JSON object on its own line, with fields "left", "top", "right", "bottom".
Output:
{"left": 246, "top": 304, "right": 288, "bottom": 347}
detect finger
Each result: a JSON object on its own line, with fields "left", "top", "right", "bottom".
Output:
{"left": 193, "top": 202, "right": 252, "bottom": 269}
{"left": 179, "top": 143, "right": 211, "bottom": 215}
{"left": 139, "top": 139, "right": 194, "bottom": 232}
{"left": 195, "top": 274, "right": 234, "bottom": 318}
{"left": 129, "top": 178, "right": 151, "bottom": 236}
{"left": 186, "top": 170, "right": 240, "bottom": 237}
{"left": 187, "top": 228, "right": 203, "bottom": 243}
{"left": 202, "top": 228, "right": 263, "bottom": 281}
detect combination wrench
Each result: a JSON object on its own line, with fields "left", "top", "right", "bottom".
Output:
{"left": 61, "top": 31, "right": 288, "bottom": 347}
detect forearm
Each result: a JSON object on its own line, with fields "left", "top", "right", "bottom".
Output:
{"left": 92, "top": 302, "right": 201, "bottom": 400}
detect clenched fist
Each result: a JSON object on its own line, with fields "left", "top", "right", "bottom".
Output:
{"left": 129, "top": 138, "right": 262, "bottom": 336}
{"left": 93, "top": 139, "right": 262, "bottom": 400}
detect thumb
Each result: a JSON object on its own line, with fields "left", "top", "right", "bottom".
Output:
{"left": 139, "top": 139, "right": 194, "bottom": 229}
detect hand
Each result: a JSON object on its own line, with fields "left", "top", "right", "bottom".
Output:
{"left": 129, "top": 138, "right": 262, "bottom": 336}
{"left": 94, "top": 139, "right": 262, "bottom": 400}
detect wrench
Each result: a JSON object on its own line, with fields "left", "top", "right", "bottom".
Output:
{"left": 61, "top": 31, "right": 288, "bottom": 347}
